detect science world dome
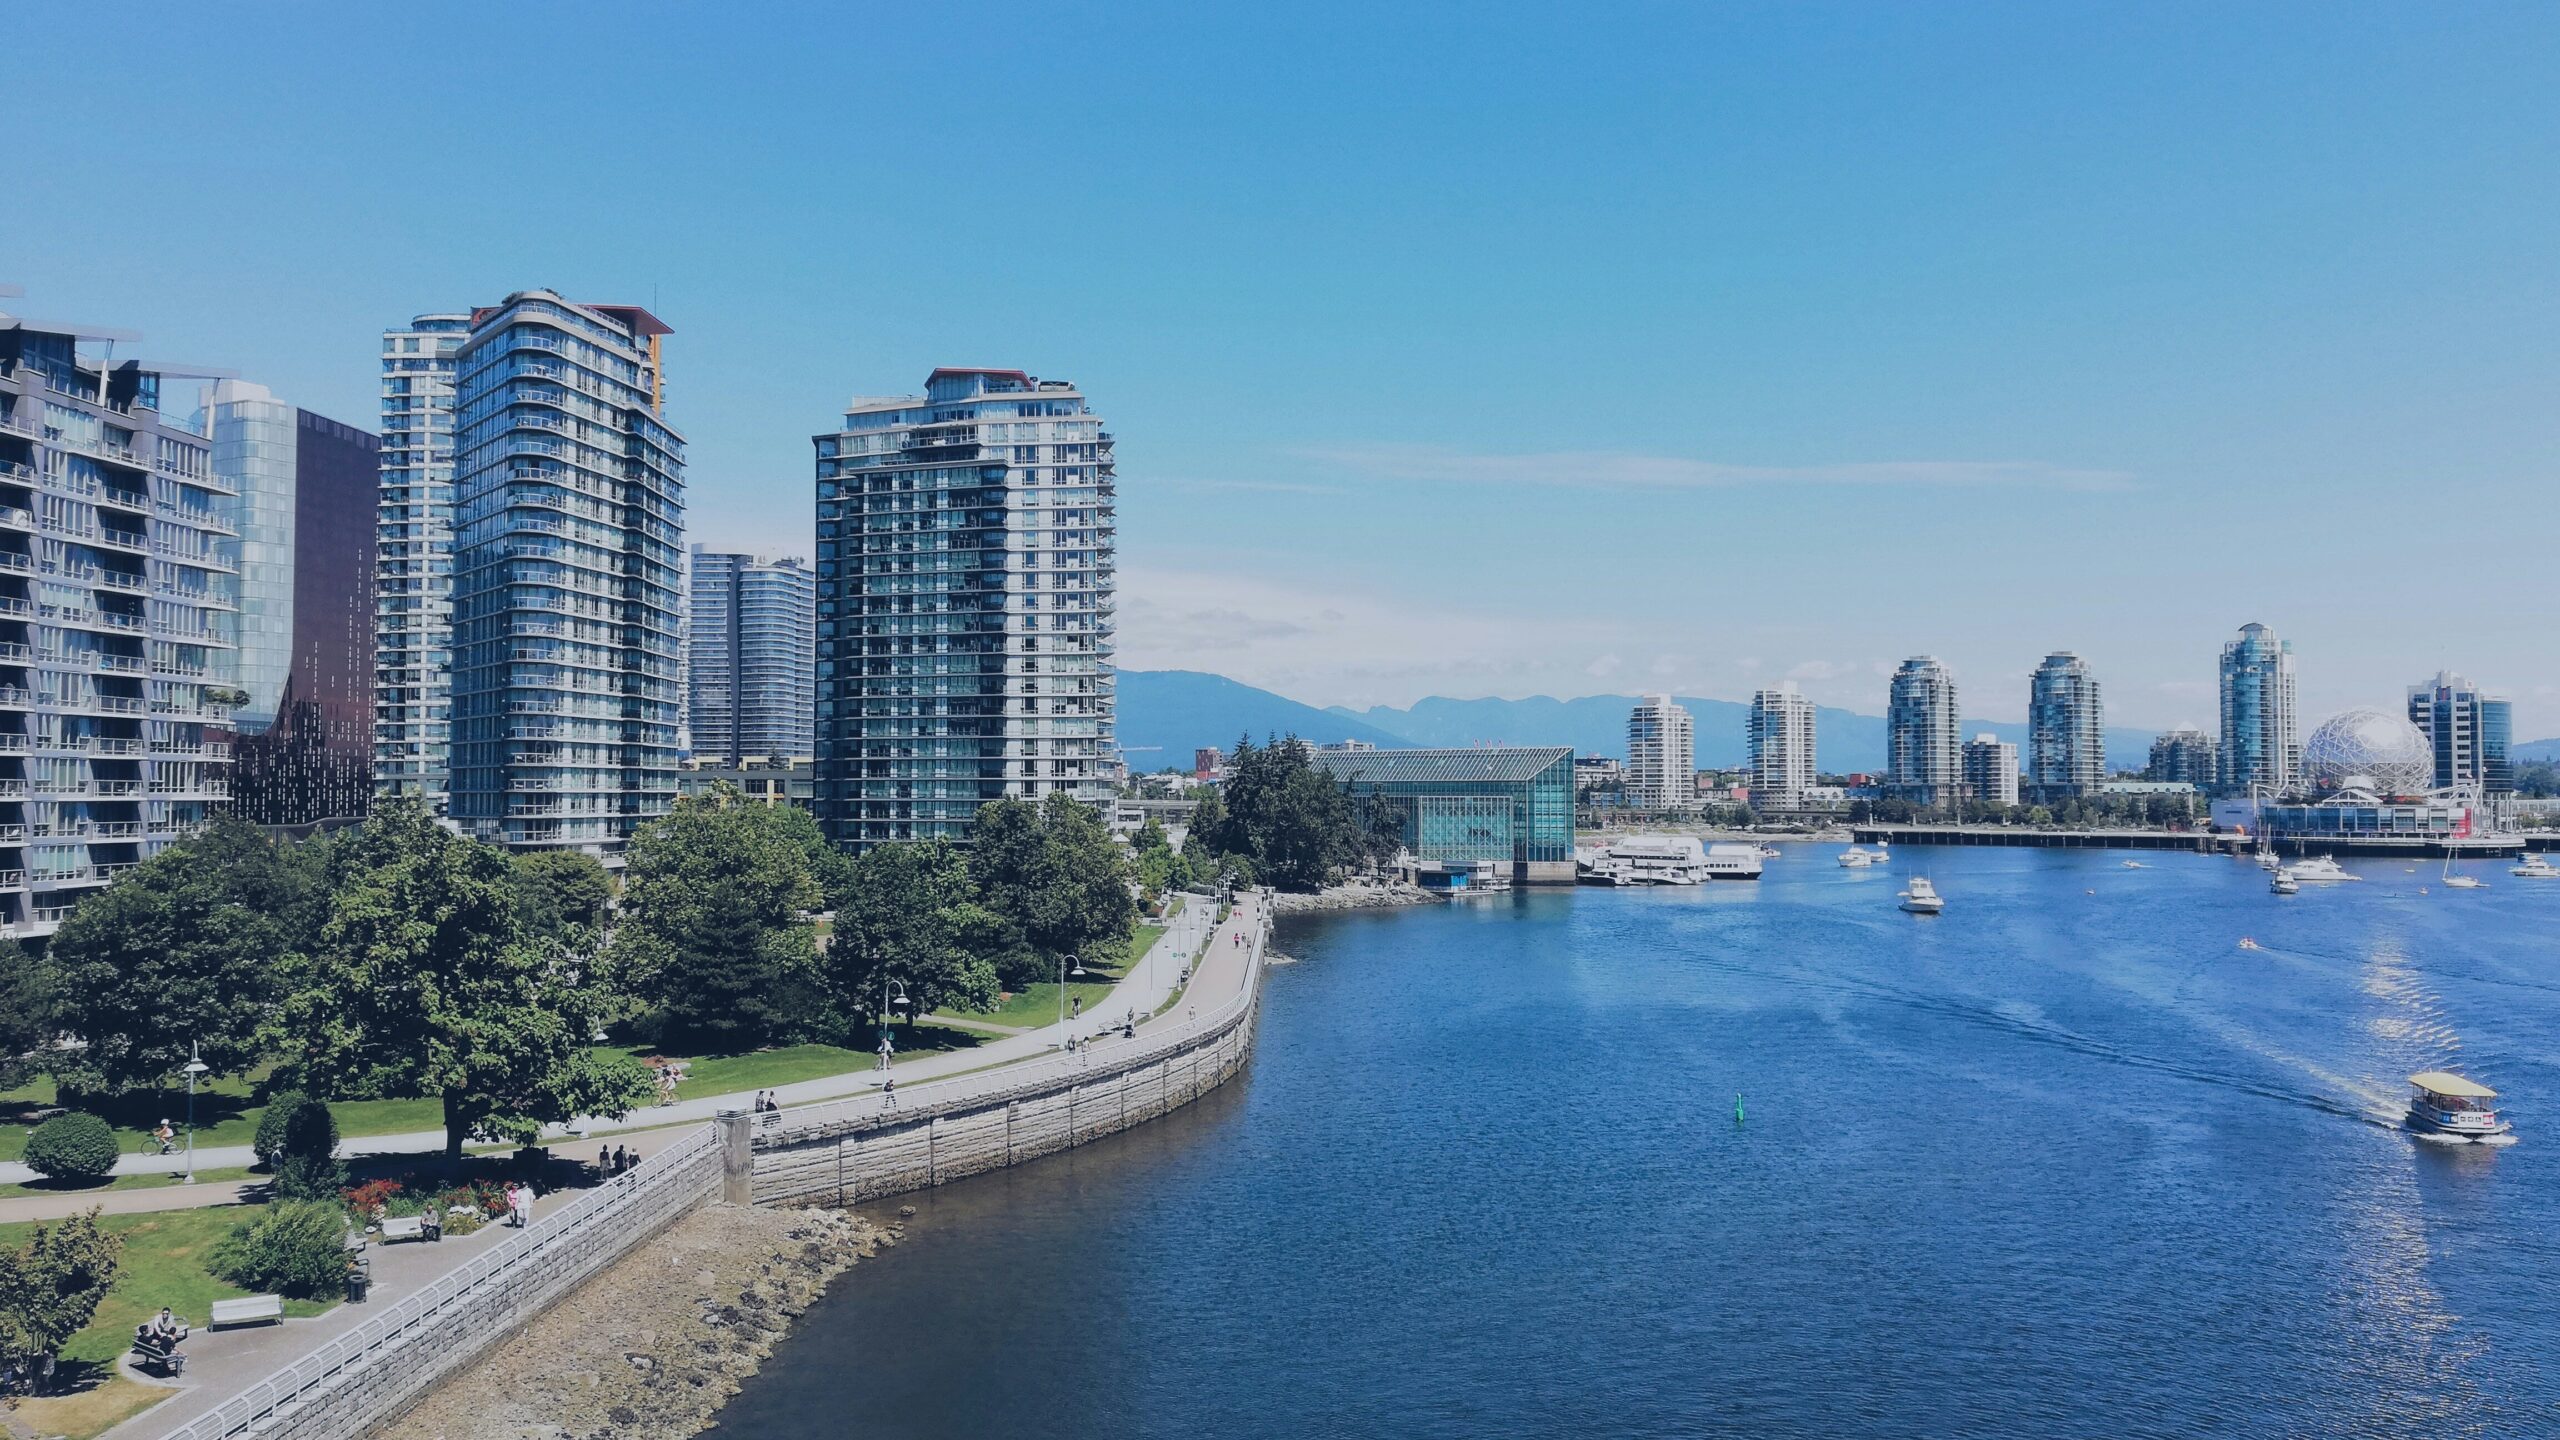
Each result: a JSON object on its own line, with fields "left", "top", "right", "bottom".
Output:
{"left": 2302, "top": 708, "right": 2435, "bottom": 794}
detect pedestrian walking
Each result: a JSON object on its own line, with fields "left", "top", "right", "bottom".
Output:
{"left": 512, "top": 1182, "right": 535, "bottom": 1229}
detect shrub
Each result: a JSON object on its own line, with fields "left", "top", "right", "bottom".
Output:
{"left": 209, "top": 1200, "right": 349, "bottom": 1299}
{"left": 341, "top": 1178, "right": 402, "bottom": 1221}
{"left": 23, "top": 1111, "right": 118, "bottom": 1181}
{"left": 267, "top": 1093, "right": 343, "bottom": 1201}
{"left": 253, "top": 1090, "right": 310, "bottom": 1167}
{"left": 442, "top": 1208, "right": 485, "bottom": 1237}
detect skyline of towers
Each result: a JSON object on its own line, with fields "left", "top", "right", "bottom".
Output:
{"left": 1626, "top": 693, "right": 1695, "bottom": 809}
{"left": 688, "top": 547, "right": 815, "bottom": 765}
{"left": 1747, "top": 684, "right": 1815, "bottom": 810}
{"left": 812, "top": 368, "right": 1118, "bottom": 850}
{"left": 2027, "top": 650, "right": 2104, "bottom": 801}
{"left": 2219, "top": 621, "right": 2299, "bottom": 797}
{"left": 446, "top": 293, "right": 685, "bottom": 857}
{"left": 1887, "top": 656, "right": 1961, "bottom": 807}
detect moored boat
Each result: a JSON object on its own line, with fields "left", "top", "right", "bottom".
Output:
{"left": 2510, "top": 854, "right": 2559, "bottom": 880}
{"left": 2270, "top": 869, "right": 2300, "bottom": 894}
{"left": 2405, "top": 1072, "right": 2511, "bottom": 1142}
{"left": 2287, "top": 856, "right": 2358, "bottom": 883}
{"left": 1898, "top": 876, "right": 1944, "bottom": 914}
{"left": 1838, "top": 845, "right": 1887, "bottom": 868}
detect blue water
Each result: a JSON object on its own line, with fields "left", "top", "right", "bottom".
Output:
{"left": 719, "top": 848, "right": 2560, "bottom": 1438}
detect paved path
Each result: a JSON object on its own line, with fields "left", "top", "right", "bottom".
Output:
{"left": 89, "top": 893, "right": 1263, "bottom": 1440}
{"left": 1, "top": 900, "right": 1221, "bottom": 1202}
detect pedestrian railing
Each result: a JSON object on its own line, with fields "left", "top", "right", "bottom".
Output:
{"left": 156, "top": 1125, "right": 723, "bottom": 1440}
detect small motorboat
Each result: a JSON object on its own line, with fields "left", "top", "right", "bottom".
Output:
{"left": 2270, "top": 869, "right": 2300, "bottom": 895}
{"left": 2405, "top": 1072, "right": 2512, "bottom": 1142}
{"left": 1838, "top": 846, "right": 1884, "bottom": 868}
{"left": 2511, "top": 854, "right": 2560, "bottom": 879}
{"left": 1898, "top": 877, "right": 1944, "bottom": 914}
{"left": 1757, "top": 845, "right": 1782, "bottom": 859}
{"left": 2238, "top": 937, "right": 2261, "bottom": 950}
{"left": 2288, "top": 856, "right": 2358, "bottom": 883}
{"left": 2123, "top": 860, "right": 2147, "bottom": 869}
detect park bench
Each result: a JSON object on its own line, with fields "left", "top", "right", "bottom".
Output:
{"left": 128, "top": 1337, "right": 187, "bottom": 1378}
{"left": 209, "top": 1295, "right": 283, "bottom": 1329}
{"left": 377, "top": 1214, "right": 437, "bottom": 1243}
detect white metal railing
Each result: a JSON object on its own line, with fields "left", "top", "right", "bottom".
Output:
{"left": 158, "top": 1124, "right": 723, "bottom": 1440}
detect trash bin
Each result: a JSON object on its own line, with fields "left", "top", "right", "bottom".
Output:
{"left": 347, "top": 1258, "right": 372, "bottom": 1304}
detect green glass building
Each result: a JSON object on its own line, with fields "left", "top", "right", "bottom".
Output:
{"left": 1309, "top": 746, "right": 1576, "bottom": 884}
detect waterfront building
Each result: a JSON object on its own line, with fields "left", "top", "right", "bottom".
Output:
{"left": 679, "top": 755, "right": 813, "bottom": 812}
{"left": 1310, "top": 745, "right": 1575, "bottom": 884}
{"left": 1626, "top": 693, "right": 1695, "bottom": 809}
{"left": 1962, "top": 733, "right": 2020, "bottom": 807}
{"left": 208, "top": 382, "right": 377, "bottom": 828}
{"left": 448, "top": 293, "right": 685, "bottom": 857}
{"left": 1194, "top": 746, "right": 1222, "bottom": 781}
{"left": 813, "top": 368, "right": 1116, "bottom": 849}
{"left": 2146, "top": 727, "right": 2216, "bottom": 787}
{"left": 1886, "top": 657, "right": 1961, "bottom": 807}
{"left": 2406, "top": 670, "right": 2512, "bottom": 796}
{"left": 686, "top": 547, "right": 815, "bottom": 765}
{"left": 1748, "top": 684, "right": 1817, "bottom": 812}
{"left": 0, "top": 311, "right": 238, "bottom": 936}
{"left": 372, "top": 313, "right": 468, "bottom": 812}
{"left": 2217, "top": 622, "right": 2297, "bottom": 797}
{"left": 2027, "top": 651, "right": 2104, "bottom": 801}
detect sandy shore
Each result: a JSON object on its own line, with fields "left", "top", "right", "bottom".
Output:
{"left": 376, "top": 1205, "right": 883, "bottom": 1440}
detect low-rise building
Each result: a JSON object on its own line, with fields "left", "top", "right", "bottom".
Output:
{"left": 1310, "top": 746, "right": 1576, "bottom": 885}
{"left": 679, "top": 756, "right": 813, "bottom": 813}
{"left": 1961, "top": 733, "right": 2020, "bottom": 807}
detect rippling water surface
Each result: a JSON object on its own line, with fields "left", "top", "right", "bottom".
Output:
{"left": 720, "top": 848, "right": 2560, "bottom": 1438}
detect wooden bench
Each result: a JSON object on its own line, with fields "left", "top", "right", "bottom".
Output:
{"left": 129, "top": 1340, "right": 187, "bottom": 1378}
{"left": 209, "top": 1295, "right": 283, "bottom": 1329}
{"left": 377, "top": 1214, "right": 436, "bottom": 1243}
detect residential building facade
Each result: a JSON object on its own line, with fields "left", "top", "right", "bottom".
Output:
{"left": 448, "top": 293, "right": 685, "bottom": 856}
{"left": 209, "top": 382, "right": 378, "bottom": 827}
{"left": 2406, "top": 670, "right": 2513, "bottom": 796}
{"left": 2146, "top": 727, "right": 2216, "bottom": 787}
{"left": 1962, "top": 733, "right": 2020, "bottom": 807}
{"left": 813, "top": 368, "right": 1116, "bottom": 849}
{"left": 2027, "top": 650, "right": 2104, "bottom": 800}
{"left": 1887, "top": 656, "right": 1961, "bottom": 807}
{"left": 2217, "top": 622, "right": 2298, "bottom": 796}
{"left": 1747, "top": 683, "right": 1817, "bottom": 810}
{"left": 1626, "top": 693, "right": 1695, "bottom": 809}
{"left": 686, "top": 547, "right": 815, "bottom": 764}
{"left": 0, "top": 313, "right": 237, "bottom": 936}
{"left": 372, "top": 313, "right": 468, "bottom": 811}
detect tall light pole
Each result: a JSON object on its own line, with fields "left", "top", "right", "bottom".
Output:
{"left": 181, "top": 1043, "right": 208, "bottom": 1184}
{"left": 877, "top": 978, "right": 908, "bottom": 1075}
{"left": 1056, "top": 950, "right": 1088, "bottom": 1042}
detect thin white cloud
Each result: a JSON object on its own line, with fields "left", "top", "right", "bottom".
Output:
{"left": 1587, "top": 654, "right": 1624, "bottom": 678}
{"left": 1299, "top": 443, "right": 2135, "bottom": 493}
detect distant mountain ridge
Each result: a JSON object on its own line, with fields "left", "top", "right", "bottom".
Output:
{"left": 2517, "top": 737, "right": 2560, "bottom": 764}
{"left": 1117, "top": 670, "right": 2158, "bottom": 773}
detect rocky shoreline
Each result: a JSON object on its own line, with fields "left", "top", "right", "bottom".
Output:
{"left": 376, "top": 1205, "right": 888, "bottom": 1440}
{"left": 1270, "top": 880, "right": 1445, "bottom": 914}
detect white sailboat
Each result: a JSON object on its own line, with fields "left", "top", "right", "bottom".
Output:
{"left": 2441, "top": 851, "right": 2487, "bottom": 890}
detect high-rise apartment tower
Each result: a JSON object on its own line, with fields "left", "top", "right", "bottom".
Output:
{"left": 2407, "top": 670, "right": 2512, "bottom": 796}
{"left": 1626, "top": 694, "right": 1695, "bottom": 809}
{"left": 2217, "top": 622, "right": 2297, "bottom": 797}
{"left": 2027, "top": 650, "right": 2104, "bottom": 800}
{"left": 1747, "top": 684, "right": 1816, "bottom": 811}
{"left": 373, "top": 313, "right": 468, "bottom": 810}
{"left": 2146, "top": 727, "right": 2216, "bottom": 787}
{"left": 687, "top": 548, "right": 815, "bottom": 765}
{"left": 812, "top": 368, "right": 1116, "bottom": 849}
{"left": 1962, "top": 733, "right": 2020, "bottom": 807}
{"left": 1887, "top": 657, "right": 1961, "bottom": 807}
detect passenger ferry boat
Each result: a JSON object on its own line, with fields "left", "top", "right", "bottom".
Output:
{"left": 2405, "top": 1072, "right": 2511, "bottom": 1142}
{"left": 1576, "top": 835, "right": 1763, "bottom": 885}
{"left": 2511, "top": 854, "right": 2559, "bottom": 880}
{"left": 2286, "top": 856, "right": 2359, "bottom": 883}
{"left": 1897, "top": 876, "right": 1944, "bottom": 914}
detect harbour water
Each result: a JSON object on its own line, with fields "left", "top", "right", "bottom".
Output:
{"left": 721, "top": 848, "right": 2560, "bottom": 1438}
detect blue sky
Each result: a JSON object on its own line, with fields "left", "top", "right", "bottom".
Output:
{"left": 9, "top": 4, "right": 2557, "bottom": 733}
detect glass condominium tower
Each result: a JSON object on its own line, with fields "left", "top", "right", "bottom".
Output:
{"left": 0, "top": 311, "right": 237, "bottom": 937}
{"left": 1747, "top": 684, "right": 1816, "bottom": 810}
{"left": 2026, "top": 650, "right": 2104, "bottom": 800}
{"left": 1887, "top": 656, "right": 1961, "bottom": 807}
{"left": 448, "top": 292, "right": 684, "bottom": 856}
{"left": 373, "top": 313, "right": 468, "bottom": 811}
{"left": 687, "top": 547, "right": 815, "bottom": 765}
{"left": 812, "top": 368, "right": 1116, "bottom": 849}
{"left": 2217, "top": 622, "right": 2297, "bottom": 797}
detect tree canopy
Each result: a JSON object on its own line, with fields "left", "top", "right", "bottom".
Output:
{"left": 0, "top": 1209, "right": 121, "bottom": 1379}
{"left": 1186, "top": 735, "right": 1374, "bottom": 892}
{"left": 968, "top": 793, "right": 1136, "bottom": 990}
{"left": 608, "top": 785, "right": 825, "bottom": 1051}
{"left": 825, "top": 840, "right": 1002, "bottom": 1028}
{"left": 509, "top": 849, "right": 615, "bottom": 941}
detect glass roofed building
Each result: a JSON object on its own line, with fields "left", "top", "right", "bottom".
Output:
{"left": 1308, "top": 746, "right": 1576, "bottom": 885}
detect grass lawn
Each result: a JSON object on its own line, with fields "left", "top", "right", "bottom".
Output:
{"left": 0, "top": 1166, "right": 256, "bottom": 1203}
{"left": 589, "top": 1025, "right": 988, "bottom": 1101}
{"left": 0, "top": 1205, "right": 335, "bottom": 1438}
{"left": 932, "top": 924, "right": 1165, "bottom": 1028}
{"left": 1, "top": 1072, "right": 446, "bottom": 1164}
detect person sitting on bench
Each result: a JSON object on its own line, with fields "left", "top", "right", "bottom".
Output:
{"left": 151, "top": 1308, "right": 188, "bottom": 1347}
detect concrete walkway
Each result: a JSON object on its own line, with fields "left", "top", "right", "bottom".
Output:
{"left": 0, "top": 899, "right": 1221, "bottom": 1196}
{"left": 88, "top": 893, "right": 1263, "bottom": 1440}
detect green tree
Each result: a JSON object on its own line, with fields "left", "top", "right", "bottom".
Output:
{"left": 509, "top": 849, "right": 615, "bottom": 940}
{"left": 969, "top": 794, "right": 1138, "bottom": 991}
{"left": 263, "top": 1092, "right": 344, "bottom": 1201}
{"left": 44, "top": 818, "right": 315, "bottom": 1098}
{"left": 22, "top": 1113, "right": 117, "bottom": 1181}
{"left": 269, "top": 803, "right": 652, "bottom": 1159}
{"left": 0, "top": 1209, "right": 121, "bottom": 1384}
{"left": 609, "top": 786, "right": 824, "bottom": 1051}
{"left": 0, "top": 940, "right": 56, "bottom": 1091}
{"left": 826, "top": 840, "right": 1001, "bottom": 1027}
{"left": 1191, "top": 735, "right": 1367, "bottom": 891}
{"left": 1131, "top": 818, "right": 1195, "bottom": 899}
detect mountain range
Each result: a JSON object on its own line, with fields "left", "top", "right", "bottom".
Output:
{"left": 1117, "top": 670, "right": 2166, "bottom": 773}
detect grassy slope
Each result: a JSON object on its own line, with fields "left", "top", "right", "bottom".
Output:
{"left": 932, "top": 923, "right": 1165, "bottom": 1028}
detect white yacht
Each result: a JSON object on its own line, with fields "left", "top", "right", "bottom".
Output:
{"left": 1838, "top": 843, "right": 1889, "bottom": 868}
{"left": 1578, "top": 835, "right": 1764, "bottom": 886}
{"left": 2511, "top": 854, "right": 2560, "bottom": 880}
{"left": 2405, "top": 1072, "right": 2512, "bottom": 1143}
{"left": 2286, "top": 856, "right": 2358, "bottom": 884}
{"left": 1898, "top": 876, "right": 1945, "bottom": 914}
{"left": 2270, "top": 868, "right": 2300, "bottom": 895}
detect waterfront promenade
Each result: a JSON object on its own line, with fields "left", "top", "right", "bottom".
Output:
{"left": 82, "top": 898, "right": 1255, "bottom": 1440}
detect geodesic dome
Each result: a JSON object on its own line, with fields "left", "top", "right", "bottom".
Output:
{"left": 2302, "top": 708, "right": 2434, "bottom": 794}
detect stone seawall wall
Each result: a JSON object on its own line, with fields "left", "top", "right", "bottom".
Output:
{"left": 749, "top": 983, "right": 1259, "bottom": 1209}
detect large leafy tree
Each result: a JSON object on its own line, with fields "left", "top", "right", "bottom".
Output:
{"left": 609, "top": 786, "right": 824, "bottom": 1051}
{"left": 270, "top": 803, "right": 652, "bottom": 1159}
{"left": 510, "top": 849, "right": 615, "bottom": 940}
{"left": 0, "top": 941, "right": 56, "bottom": 1092}
{"left": 969, "top": 793, "right": 1136, "bottom": 990}
{"left": 1191, "top": 734, "right": 1367, "bottom": 891}
{"left": 44, "top": 818, "right": 317, "bottom": 1097}
{"left": 825, "top": 840, "right": 1001, "bottom": 1029}
{"left": 0, "top": 1209, "right": 121, "bottom": 1383}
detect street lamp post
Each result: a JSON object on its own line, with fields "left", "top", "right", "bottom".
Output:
{"left": 182, "top": 1042, "right": 208, "bottom": 1184}
{"left": 1056, "top": 950, "right": 1088, "bottom": 1043}
{"left": 877, "top": 979, "right": 908, "bottom": 1075}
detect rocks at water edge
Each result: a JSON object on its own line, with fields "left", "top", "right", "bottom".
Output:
{"left": 1269, "top": 881, "right": 1445, "bottom": 914}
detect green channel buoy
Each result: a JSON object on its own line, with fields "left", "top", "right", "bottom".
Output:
{"left": 1734, "top": 1092, "right": 1745, "bottom": 1124}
